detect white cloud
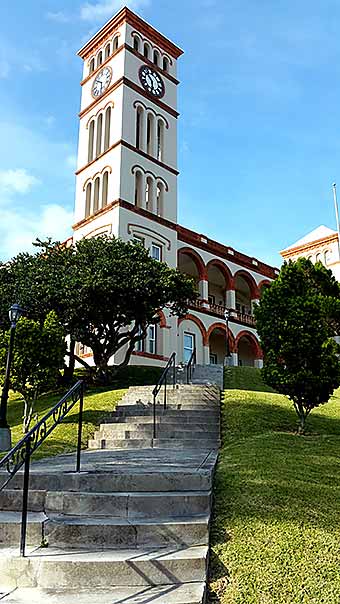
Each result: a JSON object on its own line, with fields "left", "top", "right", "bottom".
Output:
{"left": 46, "top": 11, "right": 70, "bottom": 23}
{"left": 80, "top": 0, "right": 150, "bottom": 22}
{"left": 0, "top": 169, "right": 40, "bottom": 195}
{"left": 0, "top": 204, "right": 73, "bottom": 260}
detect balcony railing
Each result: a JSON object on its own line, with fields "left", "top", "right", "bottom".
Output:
{"left": 189, "top": 299, "right": 256, "bottom": 327}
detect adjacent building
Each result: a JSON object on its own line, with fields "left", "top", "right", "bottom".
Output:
{"left": 72, "top": 7, "right": 279, "bottom": 369}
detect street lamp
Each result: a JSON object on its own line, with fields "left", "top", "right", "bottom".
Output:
{"left": 0, "top": 304, "right": 25, "bottom": 451}
{"left": 224, "top": 308, "right": 230, "bottom": 366}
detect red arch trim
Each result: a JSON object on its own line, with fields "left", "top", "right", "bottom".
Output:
{"left": 234, "top": 269, "right": 260, "bottom": 299}
{"left": 178, "top": 314, "right": 208, "bottom": 346}
{"left": 206, "top": 259, "right": 234, "bottom": 290}
{"left": 235, "top": 330, "right": 262, "bottom": 359}
{"left": 157, "top": 310, "right": 168, "bottom": 328}
{"left": 177, "top": 247, "right": 208, "bottom": 281}
{"left": 206, "top": 322, "right": 236, "bottom": 353}
{"left": 258, "top": 279, "right": 272, "bottom": 293}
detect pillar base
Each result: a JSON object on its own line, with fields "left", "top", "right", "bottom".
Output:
{"left": 0, "top": 427, "right": 12, "bottom": 452}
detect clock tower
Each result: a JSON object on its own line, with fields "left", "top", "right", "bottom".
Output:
{"left": 73, "top": 7, "right": 183, "bottom": 277}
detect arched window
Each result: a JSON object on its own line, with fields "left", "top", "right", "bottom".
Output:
{"left": 102, "top": 172, "right": 109, "bottom": 208}
{"left": 157, "top": 120, "right": 164, "bottom": 162}
{"left": 96, "top": 113, "right": 103, "bottom": 157}
{"left": 156, "top": 182, "right": 164, "bottom": 217}
{"left": 153, "top": 50, "right": 159, "bottom": 66}
{"left": 113, "top": 36, "right": 119, "bottom": 52}
{"left": 136, "top": 107, "right": 143, "bottom": 149}
{"left": 89, "top": 58, "right": 95, "bottom": 74}
{"left": 105, "top": 43, "right": 111, "bottom": 60}
{"left": 97, "top": 51, "right": 103, "bottom": 68}
{"left": 325, "top": 250, "right": 332, "bottom": 265}
{"left": 147, "top": 113, "right": 153, "bottom": 156}
{"left": 93, "top": 177, "right": 100, "bottom": 213}
{"left": 145, "top": 176, "right": 153, "bottom": 212}
{"left": 316, "top": 253, "right": 322, "bottom": 263}
{"left": 88, "top": 120, "right": 95, "bottom": 163}
{"left": 133, "top": 36, "right": 140, "bottom": 52}
{"left": 163, "top": 57, "right": 169, "bottom": 72}
{"left": 135, "top": 171, "right": 143, "bottom": 207}
{"left": 144, "top": 43, "right": 150, "bottom": 60}
{"left": 104, "top": 107, "right": 111, "bottom": 151}
{"left": 85, "top": 182, "right": 92, "bottom": 218}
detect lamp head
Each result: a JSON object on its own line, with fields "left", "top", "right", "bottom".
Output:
{"left": 9, "top": 303, "right": 24, "bottom": 327}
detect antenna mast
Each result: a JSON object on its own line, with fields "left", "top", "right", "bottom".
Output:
{"left": 332, "top": 183, "right": 340, "bottom": 261}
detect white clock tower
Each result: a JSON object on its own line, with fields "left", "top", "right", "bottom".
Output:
{"left": 73, "top": 7, "right": 183, "bottom": 363}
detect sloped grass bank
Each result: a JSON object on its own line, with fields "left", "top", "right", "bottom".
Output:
{"left": 224, "top": 366, "right": 275, "bottom": 392}
{"left": 209, "top": 389, "right": 340, "bottom": 603}
{"left": 5, "top": 387, "right": 126, "bottom": 460}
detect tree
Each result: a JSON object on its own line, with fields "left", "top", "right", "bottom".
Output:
{"left": 0, "top": 237, "right": 197, "bottom": 382}
{"left": 255, "top": 258, "right": 340, "bottom": 432}
{"left": 0, "top": 312, "right": 66, "bottom": 432}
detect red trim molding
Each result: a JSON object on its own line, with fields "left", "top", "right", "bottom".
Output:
{"left": 132, "top": 351, "right": 169, "bottom": 361}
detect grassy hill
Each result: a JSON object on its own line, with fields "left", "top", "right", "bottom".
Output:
{"left": 209, "top": 376, "right": 340, "bottom": 603}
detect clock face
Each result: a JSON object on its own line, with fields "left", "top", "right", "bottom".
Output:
{"left": 139, "top": 66, "right": 165, "bottom": 99}
{"left": 91, "top": 66, "right": 112, "bottom": 98}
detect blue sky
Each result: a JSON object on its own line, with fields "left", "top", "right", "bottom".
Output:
{"left": 1, "top": 0, "right": 340, "bottom": 266}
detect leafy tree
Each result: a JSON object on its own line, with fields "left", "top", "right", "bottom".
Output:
{"left": 0, "top": 312, "right": 65, "bottom": 432}
{"left": 0, "top": 237, "right": 197, "bottom": 382}
{"left": 255, "top": 258, "right": 340, "bottom": 432}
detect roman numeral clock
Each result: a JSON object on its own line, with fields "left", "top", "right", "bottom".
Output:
{"left": 139, "top": 65, "right": 165, "bottom": 99}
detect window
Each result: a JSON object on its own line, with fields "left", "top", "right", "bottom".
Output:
{"left": 133, "top": 36, "right": 140, "bottom": 52}
{"left": 89, "top": 58, "right": 95, "bottom": 74}
{"left": 97, "top": 51, "right": 103, "bottom": 68}
{"left": 153, "top": 50, "right": 159, "bottom": 66}
{"left": 113, "top": 36, "right": 119, "bottom": 52}
{"left": 133, "top": 236, "right": 145, "bottom": 246}
{"left": 102, "top": 172, "right": 108, "bottom": 208}
{"left": 135, "top": 171, "right": 143, "bottom": 207}
{"left": 135, "top": 326, "right": 144, "bottom": 352}
{"left": 325, "top": 250, "right": 331, "bottom": 265}
{"left": 148, "top": 325, "right": 157, "bottom": 354}
{"left": 105, "top": 43, "right": 111, "bottom": 60}
{"left": 151, "top": 243, "right": 161, "bottom": 261}
{"left": 104, "top": 107, "right": 111, "bottom": 151}
{"left": 88, "top": 120, "right": 95, "bottom": 163}
{"left": 145, "top": 176, "right": 153, "bottom": 211}
{"left": 85, "top": 182, "right": 92, "bottom": 218}
{"left": 184, "top": 333, "right": 195, "bottom": 364}
{"left": 316, "top": 253, "right": 322, "bottom": 263}
{"left": 93, "top": 177, "right": 100, "bottom": 213}
{"left": 96, "top": 113, "right": 103, "bottom": 157}
{"left": 163, "top": 57, "right": 169, "bottom": 72}
{"left": 136, "top": 107, "right": 143, "bottom": 149}
{"left": 147, "top": 114, "right": 153, "bottom": 155}
{"left": 210, "top": 353, "right": 217, "bottom": 365}
{"left": 208, "top": 295, "right": 216, "bottom": 306}
{"left": 157, "top": 120, "right": 164, "bottom": 161}
{"left": 144, "top": 43, "right": 150, "bottom": 59}
{"left": 156, "top": 183, "right": 164, "bottom": 217}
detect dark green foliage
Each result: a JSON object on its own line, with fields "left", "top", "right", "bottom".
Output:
{"left": 255, "top": 258, "right": 340, "bottom": 431}
{"left": 0, "top": 237, "right": 197, "bottom": 381}
{"left": 75, "top": 364, "right": 163, "bottom": 388}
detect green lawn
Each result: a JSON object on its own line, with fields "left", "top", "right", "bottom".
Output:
{"left": 4, "top": 386, "right": 126, "bottom": 460}
{"left": 224, "top": 366, "right": 275, "bottom": 393}
{"left": 209, "top": 386, "right": 340, "bottom": 603}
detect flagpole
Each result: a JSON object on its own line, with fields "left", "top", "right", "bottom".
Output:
{"left": 332, "top": 183, "right": 340, "bottom": 261}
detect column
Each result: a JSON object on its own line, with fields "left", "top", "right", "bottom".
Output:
{"left": 141, "top": 111, "right": 148, "bottom": 153}
{"left": 150, "top": 178, "right": 157, "bottom": 214}
{"left": 203, "top": 345, "right": 210, "bottom": 366}
{"left": 230, "top": 352, "right": 238, "bottom": 367}
{"left": 226, "top": 289, "right": 236, "bottom": 309}
{"left": 200, "top": 279, "right": 209, "bottom": 308}
{"left": 140, "top": 173, "right": 147, "bottom": 210}
{"left": 151, "top": 116, "right": 158, "bottom": 158}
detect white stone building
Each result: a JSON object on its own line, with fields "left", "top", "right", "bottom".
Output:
{"left": 71, "top": 7, "right": 279, "bottom": 369}
{"left": 281, "top": 225, "right": 340, "bottom": 281}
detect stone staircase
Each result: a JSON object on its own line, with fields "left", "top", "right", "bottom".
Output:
{"left": 176, "top": 364, "right": 224, "bottom": 389}
{"left": 0, "top": 384, "right": 220, "bottom": 603}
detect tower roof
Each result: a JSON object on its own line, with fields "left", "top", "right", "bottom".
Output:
{"left": 78, "top": 6, "right": 184, "bottom": 60}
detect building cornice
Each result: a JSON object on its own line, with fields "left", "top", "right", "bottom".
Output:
{"left": 280, "top": 233, "right": 338, "bottom": 258}
{"left": 79, "top": 76, "right": 179, "bottom": 120}
{"left": 78, "top": 7, "right": 183, "bottom": 61}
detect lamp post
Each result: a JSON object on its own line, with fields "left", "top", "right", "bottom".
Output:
{"left": 0, "top": 304, "right": 24, "bottom": 451}
{"left": 224, "top": 308, "right": 230, "bottom": 366}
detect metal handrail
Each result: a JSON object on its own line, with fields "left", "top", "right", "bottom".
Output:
{"left": 186, "top": 348, "right": 196, "bottom": 384}
{"left": 152, "top": 352, "right": 176, "bottom": 439}
{"left": 0, "top": 380, "right": 84, "bottom": 557}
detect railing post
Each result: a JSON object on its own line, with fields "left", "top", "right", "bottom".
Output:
{"left": 153, "top": 393, "right": 157, "bottom": 440}
{"left": 20, "top": 438, "right": 31, "bottom": 557}
{"left": 173, "top": 354, "right": 176, "bottom": 388}
{"left": 164, "top": 375, "right": 167, "bottom": 410}
{"left": 76, "top": 382, "right": 84, "bottom": 473}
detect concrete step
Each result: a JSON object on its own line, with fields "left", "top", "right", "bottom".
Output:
{"left": 0, "top": 491, "right": 46, "bottom": 513}
{"left": 114, "top": 408, "right": 219, "bottom": 418}
{"left": 45, "top": 514, "right": 209, "bottom": 549}
{"left": 98, "top": 421, "right": 219, "bottom": 433}
{"left": 88, "top": 439, "right": 219, "bottom": 450}
{"left": 0, "top": 583, "right": 206, "bottom": 604}
{"left": 45, "top": 490, "right": 212, "bottom": 518}
{"left": 0, "top": 545, "right": 208, "bottom": 588}
{"left": 0, "top": 512, "right": 47, "bottom": 546}
{"left": 94, "top": 428, "right": 219, "bottom": 440}
{"left": 0, "top": 469, "right": 213, "bottom": 493}
{"left": 107, "top": 414, "right": 219, "bottom": 425}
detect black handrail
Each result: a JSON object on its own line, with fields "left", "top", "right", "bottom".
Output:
{"left": 186, "top": 348, "right": 196, "bottom": 384}
{"left": 152, "top": 352, "right": 176, "bottom": 439}
{"left": 0, "top": 380, "right": 84, "bottom": 557}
